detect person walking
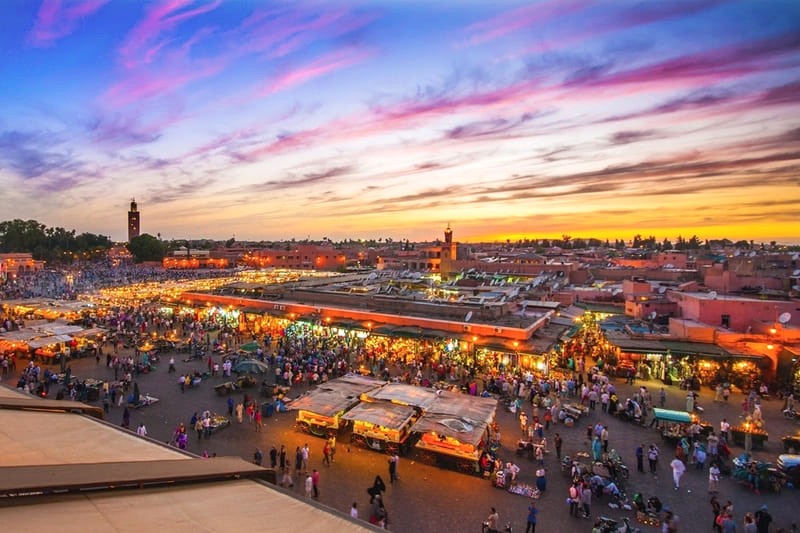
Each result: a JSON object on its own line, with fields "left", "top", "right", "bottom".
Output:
{"left": 711, "top": 496, "right": 722, "bottom": 533}
{"left": 648, "top": 444, "right": 659, "bottom": 474}
{"left": 136, "top": 422, "right": 147, "bottom": 437}
{"left": 269, "top": 445, "right": 278, "bottom": 469}
{"left": 592, "top": 436, "right": 602, "bottom": 462}
{"left": 568, "top": 483, "right": 580, "bottom": 517}
{"left": 754, "top": 504, "right": 772, "bottom": 533}
{"left": 311, "top": 468, "right": 320, "bottom": 498}
{"left": 350, "top": 502, "right": 359, "bottom": 519}
{"left": 279, "top": 444, "right": 287, "bottom": 470}
{"left": 600, "top": 426, "right": 609, "bottom": 453}
{"left": 388, "top": 454, "right": 398, "bottom": 483}
{"left": 369, "top": 475, "right": 386, "bottom": 503}
{"left": 254, "top": 408, "right": 263, "bottom": 432}
{"left": 328, "top": 435, "right": 337, "bottom": 463}
{"left": 295, "top": 446, "right": 303, "bottom": 476}
{"left": 301, "top": 443, "right": 310, "bottom": 472}
{"left": 670, "top": 456, "right": 686, "bottom": 490}
{"left": 554, "top": 433, "right": 563, "bottom": 459}
{"left": 304, "top": 473, "right": 313, "bottom": 498}
{"left": 580, "top": 483, "right": 592, "bottom": 519}
{"left": 323, "top": 440, "right": 331, "bottom": 466}
{"left": 280, "top": 466, "right": 293, "bottom": 488}
{"left": 708, "top": 462, "right": 720, "bottom": 494}
{"left": 526, "top": 500, "right": 538, "bottom": 533}
{"left": 636, "top": 444, "right": 645, "bottom": 473}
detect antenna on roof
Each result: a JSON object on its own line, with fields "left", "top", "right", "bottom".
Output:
{"left": 708, "top": 291, "right": 718, "bottom": 299}
{"left": 779, "top": 312, "right": 792, "bottom": 324}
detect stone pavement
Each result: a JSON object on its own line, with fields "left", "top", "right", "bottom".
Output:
{"left": 5, "top": 352, "right": 797, "bottom": 532}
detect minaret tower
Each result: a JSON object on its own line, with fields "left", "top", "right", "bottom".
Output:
{"left": 443, "top": 223, "right": 456, "bottom": 261}
{"left": 127, "top": 198, "right": 140, "bottom": 242}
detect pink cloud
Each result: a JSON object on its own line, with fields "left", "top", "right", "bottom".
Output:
{"left": 28, "top": 0, "right": 109, "bottom": 47}
{"left": 119, "top": 0, "right": 221, "bottom": 68}
{"left": 570, "top": 31, "right": 800, "bottom": 91}
{"left": 231, "top": 7, "right": 373, "bottom": 59}
{"left": 104, "top": 57, "right": 225, "bottom": 106}
{"left": 523, "top": 0, "right": 726, "bottom": 56}
{"left": 261, "top": 48, "right": 372, "bottom": 95}
{"left": 240, "top": 128, "right": 323, "bottom": 160}
{"left": 463, "top": 0, "right": 589, "bottom": 46}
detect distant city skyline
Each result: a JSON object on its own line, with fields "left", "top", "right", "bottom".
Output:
{"left": 1, "top": 0, "right": 799, "bottom": 243}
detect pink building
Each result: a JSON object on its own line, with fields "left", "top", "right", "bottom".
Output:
{"left": 671, "top": 292, "right": 798, "bottom": 331}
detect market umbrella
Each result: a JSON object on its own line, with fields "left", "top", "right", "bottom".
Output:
{"left": 233, "top": 359, "right": 271, "bottom": 374}
{"left": 238, "top": 341, "right": 260, "bottom": 353}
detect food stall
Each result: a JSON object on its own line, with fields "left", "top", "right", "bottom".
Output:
{"left": 782, "top": 433, "right": 800, "bottom": 454}
{"left": 364, "top": 382, "right": 439, "bottom": 412}
{"left": 730, "top": 421, "right": 768, "bottom": 450}
{"left": 342, "top": 401, "right": 418, "bottom": 455}
{"left": 289, "top": 374, "right": 385, "bottom": 437}
{"left": 412, "top": 391, "right": 498, "bottom": 475}
{"left": 652, "top": 408, "right": 711, "bottom": 443}
{"left": 208, "top": 413, "right": 230, "bottom": 433}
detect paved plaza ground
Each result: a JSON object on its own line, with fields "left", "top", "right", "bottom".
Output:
{"left": 4, "top": 346, "right": 797, "bottom": 532}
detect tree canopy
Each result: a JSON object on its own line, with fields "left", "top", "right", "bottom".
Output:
{"left": 0, "top": 219, "right": 112, "bottom": 262}
{"left": 127, "top": 234, "right": 167, "bottom": 263}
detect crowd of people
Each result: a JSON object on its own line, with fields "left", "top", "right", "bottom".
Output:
{"left": 1, "top": 259, "right": 234, "bottom": 300}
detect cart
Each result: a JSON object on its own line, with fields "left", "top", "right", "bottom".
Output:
{"left": 215, "top": 381, "right": 240, "bottom": 396}
{"left": 561, "top": 403, "right": 588, "bottom": 420}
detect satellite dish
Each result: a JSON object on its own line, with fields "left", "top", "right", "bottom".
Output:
{"left": 649, "top": 311, "right": 657, "bottom": 320}
{"left": 779, "top": 312, "right": 792, "bottom": 324}
{"left": 658, "top": 286, "right": 666, "bottom": 294}
{"left": 465, "top": 311, "right": 473, "bottom": 322}
{"left": 709, "top": 291, "right": 718, "bottom": 299}
{"left": 793, "top": 269, "right": 800, "bottom": 277}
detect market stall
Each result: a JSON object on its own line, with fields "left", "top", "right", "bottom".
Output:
{"left": 342, "top": 400, "right": 418, "bottom": 455}
{"left": 364, "top": 382, "right": 439, "bottom": 411}
{"left": 651, "top": 408, "right": 711, "bottom": 443}
{"left": 730, "top": 421, "right": 768, "bottom": 450}
{"left": 208, "top": 413, "right": 230, "bottom": 433}
{"left": 782, "top": 434, "right": 800, "bottom": 454}
{"left": 289, "top": 374, "right": 385, "bottom": 437}
{"left": 412, "top": 390, "right": 497, "bottom": 475}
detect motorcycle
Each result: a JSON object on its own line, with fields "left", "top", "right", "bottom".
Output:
{"left": 732, "top": 454, "right": 786, "bottom": 493}
{"left": 481, "top": 521, "right": 512, "bottom": 533}
{"left": 596, "top": 516, "right": 632, "bottom": 533}
{"left": 601, "top": 451, "right": 630, "bottom": 480}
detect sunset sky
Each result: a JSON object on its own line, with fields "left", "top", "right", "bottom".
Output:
{"left": 1, "top": 0, "right": 799, "bottom": 244}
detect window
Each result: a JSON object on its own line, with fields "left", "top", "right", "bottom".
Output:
{"left": 721, "top": 314, "right": 730, "bottom": 328}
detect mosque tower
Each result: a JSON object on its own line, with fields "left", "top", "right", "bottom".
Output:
{"left": 442, "top": 223, "right": 457, "bottom": 261}
{"left": 127, "top": 198, "right": 140, "bottom": 242}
